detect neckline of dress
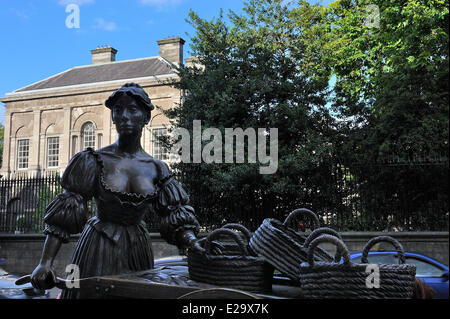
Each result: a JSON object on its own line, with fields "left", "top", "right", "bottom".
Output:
{"left": 87, "top": 148, "right": 160, "bottom": 201}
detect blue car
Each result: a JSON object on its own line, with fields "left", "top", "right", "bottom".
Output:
{"left": 348, "top": 251, "right": 449, "bottom": 299}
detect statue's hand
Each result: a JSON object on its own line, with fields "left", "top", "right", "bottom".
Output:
{"left": 189, "top": 239, "right": 205, "bottom": 254}
{"left": 191, "top": 239, "right": 225, "bottom": 255}
{"left": 30, "top": 263, "right": 57, "bottom": 290}
{"left": 209, "top": 240, "right": 226, "bottom": 255}
{"left": 182, "top": 230, "right": 224, "bottom": 255}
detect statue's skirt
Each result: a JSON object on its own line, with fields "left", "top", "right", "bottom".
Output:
{"left": 61, "top": 216, "right": 154, "bottom": 299}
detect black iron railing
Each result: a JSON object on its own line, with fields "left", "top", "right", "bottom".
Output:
{"left": 0, "top": 160, "right": 448, "bottom": 235}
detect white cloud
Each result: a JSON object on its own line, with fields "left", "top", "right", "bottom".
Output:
{"left": 92, "top": 18, "right": 117, "bottom": 31}
{"left": 10, "top": 8, "right": 30, "bottom": 19}
{"left": 58, "top": 0, "right": 95, "bottom": 6}
{"left": 140, "top": 0, "right": 183, "bottom": 11}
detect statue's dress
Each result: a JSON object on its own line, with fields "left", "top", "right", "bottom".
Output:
{"left": 42, "top": 147, "right": 200, "bottom": 299}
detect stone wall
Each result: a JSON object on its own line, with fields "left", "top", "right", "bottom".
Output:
{"left": 0, "top": 232, "right": 448, "bottom": 277}
{"left": 0, "top": 233, "right": 180, "bottom": 276}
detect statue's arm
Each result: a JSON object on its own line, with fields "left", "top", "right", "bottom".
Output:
{"left": 39, "top": 234, "right": 62, "bottom": 267}
{"left": 30, "top": 234, "right": 62, "bottom": 290}
{"left": 30, "top": 149, "right": 96, "bottom": 290}
{"left": 153, "top": 161, "right": 201, "bottom": 250}
{"left": 177, "top": 229, "right": 202, "bottom": 251}
{"left": 157, "top": 194, "right": 201, "bottom": 250}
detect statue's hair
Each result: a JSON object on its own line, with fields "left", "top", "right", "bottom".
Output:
{"left": 105, "top": 83, "right": 154, "bottom": 115}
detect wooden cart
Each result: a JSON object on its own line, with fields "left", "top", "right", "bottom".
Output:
{"left": 73, "top": 262, "right": 303, "bottom": 299}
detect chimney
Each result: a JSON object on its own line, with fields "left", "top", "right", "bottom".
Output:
{"left": 90, "top": 46, "right": 117, "bottom": 64}
{"left": 157, "top": 37, "right": 185, "bottom": 65}
{"left": 185, "top": 56, "right": 204, "bottom": 70}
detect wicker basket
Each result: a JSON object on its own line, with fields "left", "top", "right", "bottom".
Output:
{"left": 298, "top": 234, "right": 416, "bottom": 299}
{"left": 302, "top": 227, "right": 344, "bottom": 262}
{"left": 188, "top": 228, "right": 273, "bottom": 293}
{"left": 249, "top": 208, "right": 337, "bottom": 280}
{"left": 218, "top": 223, "right": 254, "bottom": 256}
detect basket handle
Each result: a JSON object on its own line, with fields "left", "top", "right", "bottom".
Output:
{"left": 303, "top": 227, "right": 343, "bottom": 262}
{"left": 303, "top": 227, "right": 342, "bottom": 248}
{"left": 283, "top": 208, "right": 320, "bottom": 230}
{"left": 307, "top": 234, "right": 350, "bottom": 267}
{"left": 361, "top": 236, "right": 406, "bottom": 264}
{"left": 221, "top": 223, "right": 252, "bottom": 243}
{"left": 205, "top": 228, "right": 249, "bottom": 256}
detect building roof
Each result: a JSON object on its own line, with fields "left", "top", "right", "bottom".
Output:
{"left": 14, "top": 56, "right": 175, "bottom": 93}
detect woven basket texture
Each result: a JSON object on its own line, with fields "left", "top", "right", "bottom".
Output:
{"left": 188, "top": 227, "right": 273, "bottom": 293}
{"left": 299, "top": 235, "right": 416, "bottom": 299}
{"left": 249, "top": 208, "right": 339, "bottom": 280}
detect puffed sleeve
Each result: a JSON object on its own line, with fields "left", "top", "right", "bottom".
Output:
{"left": 43, "top": 148, "right": 97, "bottom": 243}
{"left": 149, "top": 161, "right": 200, "bottom": 249}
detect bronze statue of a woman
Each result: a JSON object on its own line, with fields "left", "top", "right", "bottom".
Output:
{"left": 29, "top": 83, "right": 201, "bottom": 298}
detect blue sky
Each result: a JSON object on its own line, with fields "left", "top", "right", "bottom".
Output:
{"left": 0, "top": 0, "right": 333, "bottom": 125}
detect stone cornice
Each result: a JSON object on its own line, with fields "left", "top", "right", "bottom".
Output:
{"left": 0, "top": 73, "right": 180, "bottom": 104}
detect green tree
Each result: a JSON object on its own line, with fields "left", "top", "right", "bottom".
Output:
{"left": 164, "top": 0, "right": 448, "bottom": 231}
{"left": 305, "top": 0, "right": 449, "bottom": 161}
{"left": 300, "top": 0, "right": 449, "bottom": 230}
{"left": 165, "top": 0, "right": 339, "bottom": 230}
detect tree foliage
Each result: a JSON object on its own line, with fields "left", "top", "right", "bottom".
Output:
{"left": 304, "top": 0, "right": 449, "bottom": 161}
{"left": 166, "top": 0, "right": 338, "bottom": 230}
{"left": 164, "top": 0, "right": 448, "bottom": 231}
{"left": 306, "top": 0, "right": 449, "bottom": 230}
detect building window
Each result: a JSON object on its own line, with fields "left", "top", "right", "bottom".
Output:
{"left": 17, "top": 139, "right": 29, "bottom": 170}
{"left": 81, "top": 122, "right": 95, "bottom": 150}
{"left": 47, "top": 137, "right": 59, "bottom": 168}
{"left": 152, "top": 128, "right": 168, "bottom": 160}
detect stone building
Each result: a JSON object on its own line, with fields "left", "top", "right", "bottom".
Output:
{"left": 0, "top": 37, "right": 191, "bottom": 178}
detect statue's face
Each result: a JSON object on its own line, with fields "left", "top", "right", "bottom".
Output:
{"left": 111, "top": 94, "right": 148, "bottom": 135}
